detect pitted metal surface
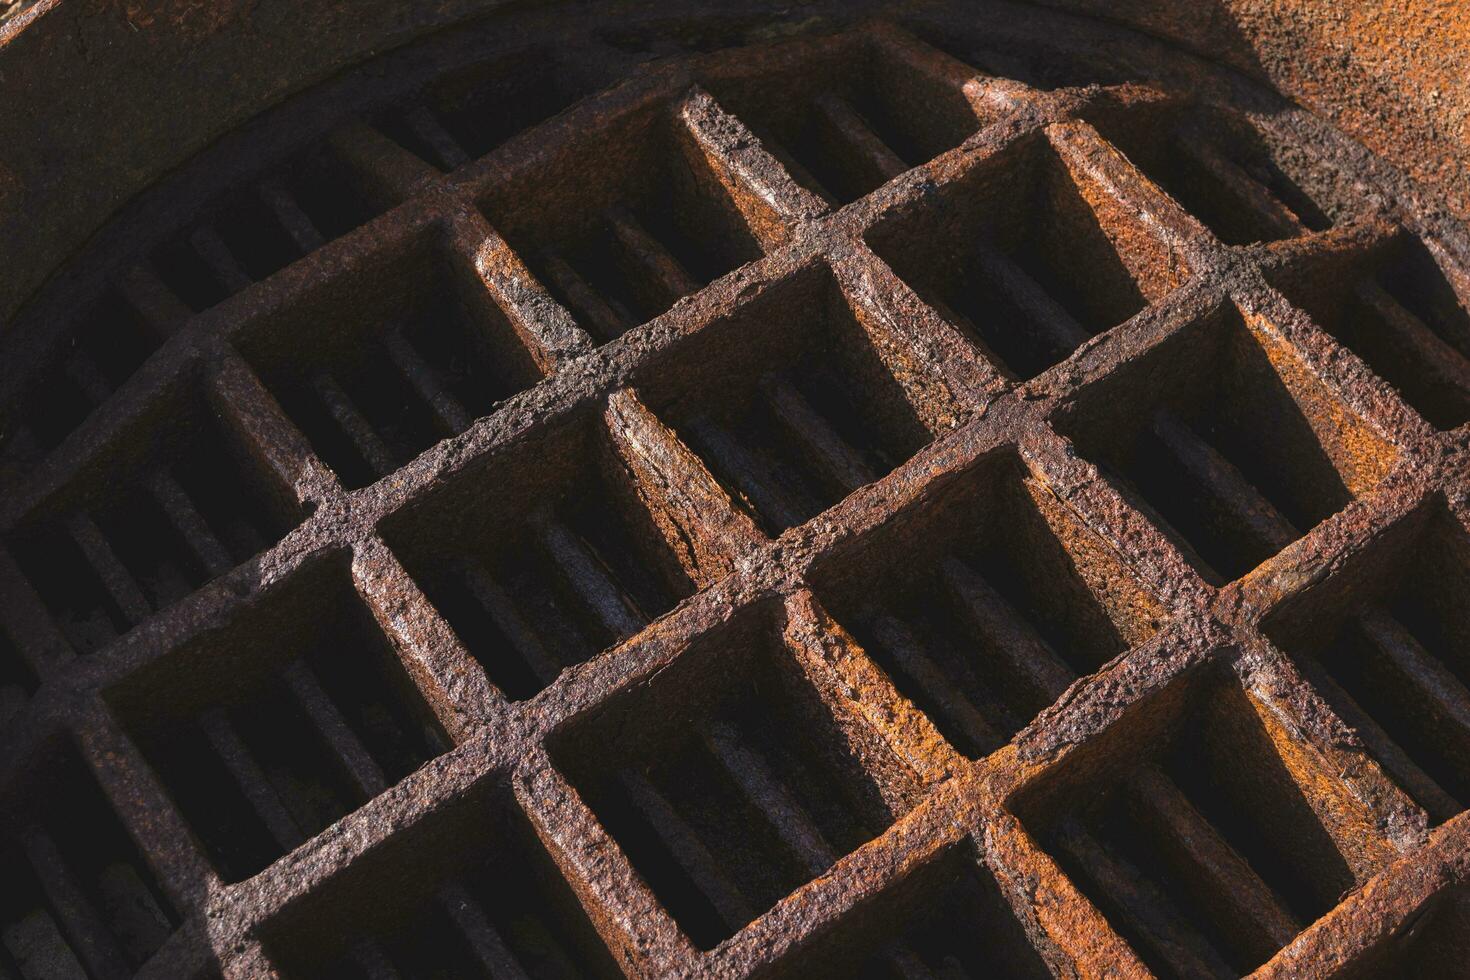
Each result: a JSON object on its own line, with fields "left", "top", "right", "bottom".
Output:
{"left": 3, "top": 7, "right": 1470, "bottom": 979}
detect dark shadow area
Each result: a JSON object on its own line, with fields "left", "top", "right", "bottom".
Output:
{"left": 632, "top": 262, "right": 933, "bottom": 535}
{"left": 379, "top": 410, "right": 695, "bottom": 702}
{"left": 1014, "top": 665, "right": 1371, "bottom": 979}
{"left": 261, "top": 779, "right": 621, "bottom": 979}
{"left": 1053, "top": 300, "right": 1395, "bottom": 584}
{"left": 1264, "top": 502, "right": 1470, "bottom": 825}
{"left": 866, "top": 131, "right": 1182, "bottom": 381}
{"left": 105, "top": 553, "right": 449, "bottom": 884}
{"left": 549, "top": 602, "right": 903, "bottom": 949}
{"left": 1267, "top": 229, "right": 1470, "bottom": 431}
{"left": 808, "top": 448, "right": 1163, "bottom": 758}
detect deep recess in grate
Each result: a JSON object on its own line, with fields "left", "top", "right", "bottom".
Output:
{"left": 867, "top": 131, "right": 1186, "bottom": 380}
{"left": 262, "top": 784, "right": 621, "bottom": 979}
{"left": 1017, "top": 667, "right": 1396, "bottom": 979}
{"left": 1265, "top": 504, "right": 1470, "bottom": 826}
{"left": 481, "top": 94, "right": 764, "bottom": 345}
{"left": 550, "top": 605, "right": 904, "bottom": 949}
{"left": 1, "top": 748, "right": 179, "bottom": 977}
{"left": 6, "top": 383, "right": 303, "bottom": 655}
{"left": 1055, "top": 299, "right": 1398, "bottom": 584}
{"left": 0, "top": 288, "right": 168, "bottom": 480}
{"left": 1268, "top": 230, "right": 1470, "bottom": 430}
{"left": 381, "top": 411, "right": 696, "bottom": 701}
{"left": 809, "top": 450, "right": 1163, "bottom": 758}
{"left": 238, "top": 233, "right": 544, "bottom": 491}
{"left": 149, "top": 141, "right": 387, "bottom": 315}
{"left": 779, "top": 843, "right": 1054, "bottom": 979}
{"left": 847, "top": 852, "right": 1053, "bottom": 979}
{"left": 634, "top": 262, "right": 933, "bottom": 535}
{"left": 374, "top": 44, "right": 600, "bottom": 171}
{"left": 700, "top": 32, "right": 991, "bottom": 205}
{"left": 1087, "top": 101, "right": 1360, "bottom": 246}
{"left": 106, "top": 556, "right": 448, "bottom": 883}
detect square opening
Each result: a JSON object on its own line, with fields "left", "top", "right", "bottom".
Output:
{"left": 5, "top": 379, "right": 304, "bottom": 655}
{"left": 808, "top": 450, "right": 1164, "bottom": 758}
{"left": 480, "top": 95, "right": 764, "bottom": 344}
{"left": 1014, "top": 667, "right": 1393, "bottom": 979}
{"left": 105, "top": 555, "right": 449, "bottom": 884}
{"left": 236, "top": 231, "right": 544, "bottom": 491}
{"left": 549, "top": 604, "right": 904, "bottom": 950}
{"left": 0, "top": 287, "right": 164, "bottom": 478}
{"left": 1264, "top": 504, "right": 1470, "bottom": 826}
{"left": 260, "top": 782, "right": 620, "bottom": 978}
{"left": 866, "top": 131, "right": 1185, "bottom": 381}
{"left": 379, "top": 411, "right": 696, "bottom": 702}
{"left": 699, "top": 32, "right": 991, "bottom": 204}
{"left": 149, "top": 140, "right": 389, "bottom": 314}
{"left": 1268, "top": 231, "right": 1470, "bottom": 430}
{"left": 777, "top": 842, "right": 1053, "bottom": 978}
{"left": 2, "top": 746, "right": 179, "bottom": 975}
{"left": 633, "top": 262, "right": 933, "bottom": 535}
{"left": 373, "top": 44, "right": 601, "bottom": 171}
{"left": 1054, "top": 300, "right": 1398, "bottom": 585}
{"left": 1088, "top": 101, "right": 1358, "bottom": 246}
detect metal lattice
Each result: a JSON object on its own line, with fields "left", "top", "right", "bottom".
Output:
{"left": 3, "top": 15, "right": 1470, "bottom": 980}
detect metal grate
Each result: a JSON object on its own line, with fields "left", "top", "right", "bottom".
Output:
{"left": 3, "top": 12, "right": 1470, "bottom": 980}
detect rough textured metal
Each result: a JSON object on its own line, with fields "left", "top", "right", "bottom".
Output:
{"left": 3, "top": 6, "right": 1470, "bottom": 979}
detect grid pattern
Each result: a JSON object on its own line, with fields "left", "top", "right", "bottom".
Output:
{"left": 2, "top": 19, "right": 1470, "bottom": 980}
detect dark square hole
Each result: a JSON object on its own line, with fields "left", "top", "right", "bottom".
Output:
{"left": 633, "top": 262, "right": 934, "bottom": 535}
{"left": 777, "top": 843, "right": 1054, "bottom": 979}
{"left": 1264, "top": 504, "right": 1470, "bottom": 826}
{"left": 1053, "top": 299, "right": 1397, "bottom": 585}
{"left": 1088, "top": 102, "right": 1358, "bottom": 246}
{"left": 106, "top": 555, "right": 449, "bottom": 884}
{"left": 261, "top": 783, "right": 620, "bottom": 979}
{"left": 549, "top": 604, "right": 904, "bottom": 950}
{"left": 700, "top": 30, "right": 991, "bottom": 204}
{"left": 149, "top": 142, "right": 388, "bottom": 314}
{"left": 374, "top": 44, "right": 601, "bottom": 171}
{"left": 481, "top": 93, "right": 763, "bottom": 344}
{"left": 809, "top": 450, "right": 1164, "bottom": 758}
{"left": 1, "top": 746, "right": 180, "bottom": 975}
{"left": 238, "top": 233, "right": 544, "bottom": 491}
{"left": 0, "top": 288, "right": 164, "bottom": 477}
{"left": 867, "top": 130, "right": 1187, "bottom": 381}
{"left": 379, "top": 411, "right": 696, "bottom": 702}
{"left": 1268, "top": 231, "right": 1470, "bottom": 430}
{"left": 1015, "top": 667, "right": 1395, "bottom": 979}
{"left": 5, "top": 381, "right": 303, "bottom": 655}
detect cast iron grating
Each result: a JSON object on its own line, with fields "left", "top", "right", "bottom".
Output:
{"left": 2, "top": 10, "right": 1470, "bottom": 980}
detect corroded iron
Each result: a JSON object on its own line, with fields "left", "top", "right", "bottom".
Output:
{"left": 3, "top": 7, "right": 1470, "bottom": 980}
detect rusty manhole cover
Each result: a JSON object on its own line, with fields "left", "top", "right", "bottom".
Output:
{"left": 3, "top": 3, "right": 1470, "bottom": 978}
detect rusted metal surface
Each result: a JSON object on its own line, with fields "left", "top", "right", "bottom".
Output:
{"left": 3, "top": 6, "right": 1470, "bottom": 979}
